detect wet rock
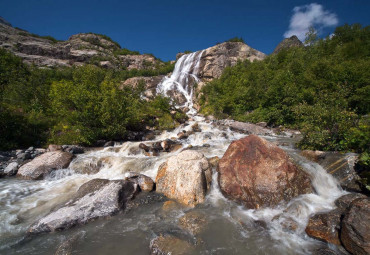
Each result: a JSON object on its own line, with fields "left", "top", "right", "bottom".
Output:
{"left": 150, "top": 234, "right": 195, "bottom": 255}
{"left": 191, "top": 123, "right": 201, "bottom": 132}
{"left": 125, "top": 192, "right": 167, "bottom": 212}
{"left": 312, "top": 247, "right": 340, "bottom": 255}
{"left": 63, "top": 145, "right": 84, "bottom": 154}
{"left": 177, "top": 131, "right": 188, "bottom": 140}
{"left": 48, "top": 144, "right": 63, "bottom": 152}
{"left": 222, "top": 120, "right": 274, "bottom": 136}
{"left": 17, "top": 151, "right": 74, "bottom": 180}
{"left": 69, "top": 157, "right": 108, "bottom": 175}
{"left": 143, "top": 132, "right": 156, "bottom": 141}
{"left": 55, "top": 232, "right": 84, "bottom": 255}
{"left": 341, "top": 197, "right": 370, "bottom": 255}
{"left": 28, "top": 179, "right": 137, "bottom": 234}
{"left": 17, "top": 152, "right": 31, "bottom": 160}
{"left": 4, "top": 162, "right": 18, "bottom": 176}
{"left": 208, "top": 156, "right": 219, "bottom": 168}
{"left": 300, "top": 150, "right": 326, "bottom": 162}
{"left": 218, "top": 135, "right": 312, "bottom": 209}
{"left": 305, "top": 208, "right": 342, "bottom": 245}
{"left": 162, "top": 201, "right": 183, "bottom": 212}
{"left": 178, "top": 211, "right": 207, "bottom": 235}
{"left": 124, "top": 172, "right": 154, "bottom": 192}
{"left": 139, "top": 143, "right": 151, "bottom": 152}
{"left": 334, "top": 193, "right": 367, "bottom": 209}
{"left": 104, "top": 141, "right": 114, "bottom": 147}
{"left": 156, "top": 150, "right": 212, "bottom": 207}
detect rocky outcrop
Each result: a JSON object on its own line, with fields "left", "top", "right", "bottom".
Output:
{"left": 197, "top": 42, "right": 265, "bottom": 82}
{"left": 0, "top": 19, "right": 165, "bottom": 70}
{"left": 300, "top": 151, "right": 363, "bottom": 192}
{"left": 124, "top": 172, "right": 154, "bottom": 192}
{"left": 217, "top": 135, "right": 312, "bottom": 209}
{"left": 150, "top": 235, "right": 194, "bottom": 255}
{"left": 273, "top": 35, "right": 304, "bottom": 54}
{"left": 28, "top": 179, "right": 137, "bottom": 234}
{"left": 120, "top": 75, "right": 165, "bottom": 99}
{"left": 17, "top": 151, "right": 74, "bottom": 180}
{"left": 155, "top": 150, "right": 212, "bottom": 207}
{"left": 305, "top": 193, "right": 368, "bottom": 251}
{"left": 341, "top": 197, "right": 370, "bottom": 255}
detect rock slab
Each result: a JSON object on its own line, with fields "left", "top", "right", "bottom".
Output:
{"left": 218, "top": 135, "right": 312, "bottom": 209}
{"left": 17, "top": 151, "right": 74, "bottom": 180}
{"left": 28, "top": 179, "right": 137, "bottom": 234}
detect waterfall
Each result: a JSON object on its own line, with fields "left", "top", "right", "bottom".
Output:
{"left": 156, "top": 50, "right": 204, "bottom": 114}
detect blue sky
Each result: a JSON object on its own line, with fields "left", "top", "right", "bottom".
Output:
{"left": 1, "top": 0, "right": 369, "bottom": 61}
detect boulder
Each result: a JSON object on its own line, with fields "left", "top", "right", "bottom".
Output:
{"left": 341, "top": 197, "right": 370, "bottom": 255}
{"left": 124, "top": 172, "right": 154, "bottom": 192}
{"left": 221, "top": 120, "right": 274, "bottom": 136}
{"left": 305, "top": 208, "right": 342, "bottom": 245}
{"left": 305, "top": 193, "right": 367, "bottom": 246}
{"left": 156, "top": 150, "right": 212, "bottom": 207}
{"left": 48, "top": 144, "right": 63, "bottom": 152}
{"left": 4, "top": 162, "right": 18, "bottom": 176}
{"left": 28, "top": 179, "right": 137, "bottom": 234}
{"left": 17, "top": 151, "right": 74, "bottom": 180}
{"left": 218, "top": 135, "right": 312, "bottom": 209}
{"left": 150, "top": 235, "right": 194, "bottom": 255}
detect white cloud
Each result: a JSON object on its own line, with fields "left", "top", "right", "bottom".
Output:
{"left": 284, "top": 3, "right": 338, "bottom": 41}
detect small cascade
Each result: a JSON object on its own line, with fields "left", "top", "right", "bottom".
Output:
{"left": 156, "top": 50, "right": 204, "bottom": 114}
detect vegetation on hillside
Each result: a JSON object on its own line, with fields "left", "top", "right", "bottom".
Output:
{"left": 0, "top": 48, "right": 181, "bottom": 149}
{"left": 201, "top": 24, "right": 370, "bottom": 170}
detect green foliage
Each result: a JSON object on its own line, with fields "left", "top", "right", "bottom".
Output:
{"left": 0, "top": 49, "right": 178, "bottom": 150}
{"left": 113, "top": 48, "right": 140, "bottom": 56}
{"left": 226, "top": 37, "right": 245, "bottom": 43}
{"left": 201, "top": 24, "right": 370, "bottom": 157}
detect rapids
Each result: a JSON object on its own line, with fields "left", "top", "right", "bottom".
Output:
{"left": 0, "top": 52, "right": 347, "bottom": 255}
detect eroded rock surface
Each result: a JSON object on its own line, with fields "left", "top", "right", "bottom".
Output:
{"left": 17, "top": 151, "right": 74, "bottom": 180}
{"left": 218, "top": 135, "right": 312, "bottom": 209}
{"left": 155, "top": 150, "right": 212, "bottom": 207}
{"left": 28, "top": 179, "right": 137, "bottom": 234}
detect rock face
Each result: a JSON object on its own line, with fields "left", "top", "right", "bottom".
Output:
{"left": 300, "top": 151, "right": 363, "bottom": 192}
{"left": 341, "top": 197, "right": 370, "bottom": 255}
{"left": 17, "top": 151, "right": 74, "bottom": 180}
{"left": 218, "top": 135, "right": 312, "bottom": 209}
{"left": 28, "top": 179, "right": 137, "bottom": 234}
{"left": 197, "top": 42, "right": 266, "bottom": 82}
{"left": 155, "top": 150, "right": 212, "bottom": 207}
{"left": 305, "top": 193, "right": 368, "bottom": 250}
{"left": 273, "top": 35, "right": 304, "bottom": 54}
{"left": 120, "top": 75, "right": 165, "bottom": 99}
{"left": 0, "top": 19, "right": 164, "bottom": 70}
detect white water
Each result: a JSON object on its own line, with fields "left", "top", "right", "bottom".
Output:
{"left": 156, "top": 50, "right": 204, "bottom": 114}
{"left": 0, "top": 52, "right": 348, "bottom": 254}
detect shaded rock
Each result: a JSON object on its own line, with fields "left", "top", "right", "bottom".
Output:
{"left": 177, "top": 131, "right": 189, "bottom": 140}
{"left": 139, "top": 143, "right": 150, "bottom": 152}
{"left": 150, "top": 234, "right": 194, "bottom": 255}
{"left": 28, "top": 179, "right": 137, "bottom": 234}
{"left": 124, "top": 172, "right": 154, "bottom": 192}
{"left": 4, "top": 162, "right": 18, "bottom": 176}
{"left": 218, "top": 135, "right": 312, "bottom": 209}
{"left": 63, "top": 145, "right": 84, "bottom": 154}
{"left": 305, "top": 208, "right": 342, "bottom": 245}
{"left": 17, "top": 151, "right": 74, "bottom": 180}
{"left": 312, "top": 247, "right": 340, "bottom": 255}
{"left": 104, "top": 141, "right": 114, "bottom": 147}
{"left": 208, "top": 156, "right": 219, "bottom": 168}
{"left": 341, "top": 197, "right": 370, "bottom": 255}
{"left": 273, "top": 35, "right": 304, "bottom": 54}
{"left": 55, "top": 232, "right": 84, "bottom": 255}
{"left": 178, "top": 211, "right": 207, "bottom": 235}
{"left": 125, "top": 192, "right": 167, "bottom": 212}
{"left": 17, "top": 152, "right": 31, "bottom": 160}
{"left": 156, "top": 150, "right": 212, "bottom": 207}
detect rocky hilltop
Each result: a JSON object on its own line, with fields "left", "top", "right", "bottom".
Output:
{"left": 0, "top": 18, "right": 163, "bottom": 69}
{"left": 273, "top": 35, "right": 303, "bottom": 54}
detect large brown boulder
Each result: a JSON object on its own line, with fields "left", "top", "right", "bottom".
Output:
{"left": 28, "top": 179, "right": 137, "bottom": 234}
{"left": 341, "top": 197, "right": 370, "bottom": 255}
{"left": 217, "top": 135, "right": 312, "bottom": 209}
{"left": 17, "top": 151, "right": 74, "bottom": 180}
{"left": 155, "top": 150, "right": 212, "bottom": 207}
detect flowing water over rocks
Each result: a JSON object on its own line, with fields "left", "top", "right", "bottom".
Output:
{"left": 0, "top": 51, "right": 356, "bottom": 255}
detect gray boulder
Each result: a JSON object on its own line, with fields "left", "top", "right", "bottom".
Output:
{"left": 4, "top": 162, "right": 18, "bottom": 176}
{"left": 28, "top": 179, "right": 138, "bottom": 234}
{"left": 17, "top": 151, "right": 74, "bottom": 180}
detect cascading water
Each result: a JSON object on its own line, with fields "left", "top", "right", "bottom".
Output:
{"left": 156, "top": 50, "right": 204, "bottom": 115}
{"left": 0, "top": 49, "right": 348, "bottom": 254}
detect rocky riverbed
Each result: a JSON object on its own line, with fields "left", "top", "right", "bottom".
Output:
{"left": 0, "top": 115, "right": 368, "bottom": 255}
